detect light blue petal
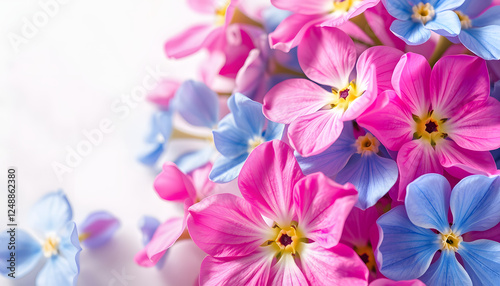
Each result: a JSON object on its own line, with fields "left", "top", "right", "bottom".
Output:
{"left": 471, "top": 6, "right": 500, "bottom": 27}
{"left": 262, "top": 6, "right": 292, "bottom": 33}
{"left": 295, "top": 122, "right": 356, "bottom": 177}
{"left": 37, "top": 222, "right": 81, "bottom": 286}
{"left": 391, "top": 20, "right": 432, "bottom": 45}
{"left": 213, "top": 114, "right": 252, "bottom": 159}
{"left": 419, "top": 250, "right": 472, "bottom": 286}
{"left": 458, "top": 239, "right": 500, "bottom": 285}
{"left": 209, "top": 153, "right": 248, "bottom": 183}
{"left": 336, "top": 153, "right": 398, "bottom": 210}
{"left": 0, "top": 229, "right": 42, "bottom": 278}
{"left": 29, "top": 191, "right": 73, "bottom": 234}
{"left": 451, "top": 175, "right": 500, "bottom": 234}
{"left": 78, "top": 211, "right": 120, "bottom": 248}
{"left": 405, "top": 173, "right": 451, "bottom": 233}
{"left": 430, "top": 0, "right": 465, "bottom": 13}
{"left": 377, "top": 206, "right": 441, "bottom": 280}
{"left": 263, "top": 121, "right": 284, "bottom": 142}
{"left": 425, "top": 11, "right": 461, "bottom": 37}
{"left": 381, "top": 0, "right": 413, "bottom": 20}
{"left": 228, "top": 93, "right": 266, "bottom": 136}
{"left": 172, "top": 80, "right": 219, "bottom": 128}
{"left": 151, "top": 110, "right": 173, "bottom": 140}
{"left": 457, "top": 0, "right": 492, "bottom": 19}
{"left": 174, "top": 146, "right": 213, "bottom": 174}
{"left": 139, "top": 216, "right": 160, "bottom": 245}
{"left": 138, "top": 143, "right": 164, "bottom": 166}
{"left": 459, "top": 26, "right": 500, "bottom": 61}
{"left": 491, "top": 81, "right": 500, "bottom": 102}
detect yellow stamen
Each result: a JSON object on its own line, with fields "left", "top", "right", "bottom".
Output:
{"left": 411, "top": 3, "right": 435, "bottom": 24}
{"left": 215, "top": 0, "right": 230, "bottom": 26}
{"left": 248, "top": 137, "right": 265, "bottom": 153}
{"left": 440, "top": 231, "right": 462, "bottom": 252}
{"left": 261, "top": 222, "right": 306, "bottom": 259}
{"left": 455, "top": 11, "right": 472, "bottom": 29}
{"left": 332, "top": 0, "right": 361, "bottom": 13}
{"left": 355, "top": 133, "right": 380, "bottom": 155}
{"left": 353, "top": 244, "right": 377, "bottom": 274}
{"left": 42, "top": 234, "right": 60, "bottom": 257}
{"left": 412, "top": 111, "right": 448, "bottom": 147}
{"left": 328, "top": 80, "right": 361, "bottom": 112}
{"left": 78, "top": 232, "right": 91, "bottom": 242}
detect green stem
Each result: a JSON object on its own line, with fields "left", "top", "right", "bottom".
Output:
{"left": 350, "top": 14, "right": 383, "bottom": 46}
{"left": 429, "top": 36, "right": 453, "bottom": 67}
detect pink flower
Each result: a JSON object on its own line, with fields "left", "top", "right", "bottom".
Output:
{"left": 263, "top": 26, "right": 403, "bottom": 156}
{"left": 134, "top": 162, "right": 216, "bottom": 267}
{"left": 357, "top": 54, "right": 500, "bottom": 200}
{"left": 269, "top": 0, "right": 380, "bottom": 52}
{"left": 187, "top": 140, "right": 368, "bottom": 285}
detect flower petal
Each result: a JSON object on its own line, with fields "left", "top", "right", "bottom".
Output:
{"left": 458, "top": 26, "right": 500, "bottom": 61}
{"left": 424, "top": 11, "right": 461, "bottom": 37}
{"left": 0, "top": 229, "right": 42, "bottom": 278}
{"left": 143, "top": 216, "right": 186, "bottom": 266}
{"left": 299, "top": 26, "right": 356, "bottom": 88}
{"left": 154, "top": 162, "right": 196, "bottom": 203}
{"left": 188, "top": 193, "right": 269, "bottom": 257}
{"left": 29, "top": 191, "right": 73, "bottom": 234}
{"left": 418, "top": 250, "right": 472, "bottom": 286}
{"left": 189, "top": 161, "right": 216, "bottom": 199}
{"left": 295, "top": 173, "right": 358, "bottom": 248}
{"left": 471, "top": 5, "right": 500, "bottom": 27}
{"left": 228, "top": 93, "right": 266, "bottom": 136}
{"left": 459, "top": 0, "right": 493, "bottom": 19}
{"left": 164, "top": 24, "right": 219, "bottom": 59}
{"left": 172, "top": 80, "right": 219, "bottom": 128}
{"left": 263, "top": 78, "right": 333, "bottom": 124}
{"left": 337, "top": 153, "right": 398, "bottom": 210}
{"left": 390, "top": 20, "right": 431, "bottom": 45}
{"left": 271, "top": 0, "right": 333, "bottom": 15}
{"left": 369, "top": 278, "right": 426, "bottom": 286}
{"left": 405, "top": 173, "right": 451, "bottom": 233}
{"left": 381, "top": 0, "right": 413, "bottom": 20}
{"left": 300, "top": 243, "right": 369, "bottom": 285}
{"left": 269, "top": 254, "right": 308, "bottom": 285}
{"left": 213, "top": 114, "right": 252, "bottom": 159}
{"left": 288, "top": 110, "right": 344, "bottom": 157}
{"left": 238, "top": 140, "right": 304, "bottom": 223}
{"left": 458, "top": 239, "right": 500, "bottom": 286}
{"left": 450, "top": 175, "right": 500, "bottom": 234}
{"left": 174, "top": 146, "right": 214, "bottom": 174}
{"left": 343, "top": 65, "right": 378, "bottom": 121}
{"left": 78, "top": 211, "right": 120, "bottom": 248}
{"left": 209, "top": 153, "right": 248, "bottom": 183}
{"left": 377, "top": 206, "right": 441, "bottom": 280}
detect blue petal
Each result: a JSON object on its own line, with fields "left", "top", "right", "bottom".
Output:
{"left": 459, "top": 26, "right": 500, "bottom": 60}
{"left": 425, "top": 11, "right": 461, "bottom": 37}
{"left": 213, "top": 114, "right": 252, "bottom": 159}
{"left": 430, "top": 0, "right": 465, "bottom": 12}
{"left": 456, "top": 0, "right": 491, "bottom": 18}
{"left": 336, "top": 153, "right": 398, "bottom": 210}
{"left": 139, "top": 216, "right": 160, "bottom": 245}
{"left": 471, "top": 6, "right": 500, "bottom": 27}
{"left": 491, "top": 147, "right": 500, "bottom": 169}
{"left": 458, "top": 239, "right": 500, "bottom": 285}
{"left": 262, "top": 6, "right": 292, "bottom": 33}
{"left": 37, "top": 222, "right": 81, "bottom": 286}
{"left": 209, "top": 153, "right": 248, "bottom": 183}
{"left": 78, "top": 211, "right": 120, "bottom": 248}
{"left": 296, "top": 121, "right": 356, "bottom": 177}
{"left": 228, "top": 93, "right": 266, "bottom": 136}
{"left": 172, "top": 80, "right": 219, "bottom": 128}
{"left": 0, "top": 229, "right": 42, "bottom": 278}
{"left": 491, "top": 81, "right": 500, "bottom": 102}
{"left": 29, "top": 191, "right": 73, "bottom": 234}
{"left": 381, "top": 0, "right": 413, "bottom": 20}
{"left": 263, "top": 121, "right": 284, "bottom": 142}
{"left": 377, "top": 206, "right": 441, "bottom": 280}
{"left": 150, "top": 110, "right": 173, "bottom": 140}
{"left": 450, "top": 175, "right": 500, "bottom": 234}
{"left": 391, "top": 20, "right": 432, "bottom": 45}
{"left": 405, "top": 173, "right": 451, "bottom": 233}
{"left": 419, "top": 250, "right": 472, "bottom": 286}
{"left": 174, "top": 146, "right": 213, "bottom": 174}
{"left": 138, "top": 143, "right": 164, "bottom": 166}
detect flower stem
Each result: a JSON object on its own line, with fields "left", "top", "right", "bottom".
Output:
{"left": 429, "top": 36, "right": 453, "bottom": 66}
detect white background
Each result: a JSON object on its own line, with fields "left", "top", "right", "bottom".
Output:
{"left": 0, "top": 0, "right": 223, "bottom": 285}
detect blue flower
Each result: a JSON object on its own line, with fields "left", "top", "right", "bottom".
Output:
{"left": 78, "top": 211, "right": 120, "bottom": 249}
{"left": 382, "top": 0, "right": 465, "bottom": 45}
{"left": 296, "top": 121, "right": 398, "bottom": 210}
{"left": 0, "top": 191, "right": 81, "bottom": 285}
{"left": 452, "top": 0, "right": 500, "bottom": 60}
{"left": 377, "top": 174, "right": 500, "bottom": 285}
{"left": 209, "top": 93, "right": 284, "bottom": 183}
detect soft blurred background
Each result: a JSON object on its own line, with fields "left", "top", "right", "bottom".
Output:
{"left": 0, "top": 1, "right": 215, "bottom": 285}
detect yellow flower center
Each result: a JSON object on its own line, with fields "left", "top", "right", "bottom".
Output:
{"left": 329, "top": 80, "right": 361, "bottom": 112}
{"left": 411, "top": 3, "right": 435, "bottom": 24}
{"left": 332, "top": 0, "right": 361, "bottom": 13}
{"left": 355, "top": 133, "right": 380, "bottom": 155}
{"left": 215, "top": 0, "right": 230, "bottom": 26}
{"left": 455, "top": 11, "right": 472, "bottom": 29}
{"left": 413, "top": 110, "right": 448, "bottom": 147}
{"left": 262, "top": 222, "right": 306, "bottom": 259}
{"left": 42, "top": 234, "right": 60, "bottom": 257}
{"left": 353, "top": 244, "right": 377, "bottom": 274}
{"left": 440, "top": 231, "right": 462, "bottom": 252}
{"left": 248, "top": 136, "right": 265, "bottom": 153}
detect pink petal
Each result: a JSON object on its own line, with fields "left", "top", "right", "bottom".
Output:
{"left": 238, "top": 140, "right": 304, "bottom": 224}
{"left": 299, "top": 26, "right": 356, "bottom": 88}
{"left": 318, "top": 0, "right": 380, "bottom": 27}
{"left": 263, "top": 79, "right": 333, "bottom": 124}
{"left": 199, "top": 251, "right": 273, "bottom": 285}
{"left": 396, "top": 140, "right": 443, "bottom": 201}
{"left": 147, "top": 79, "right": 181, "bottom": 109}
{"left": 447, "top": 97, "right": 500, "bottom": 151}
{"left": 300, "top": 243, "right": 369, "bottom": 285}
{"left": 391, "top": 53, "right": 431, "bottom": 116}
{"left": 370, "top": 278, "right": 426, "bottom": 286}
{"left": 188, "top": 162, "right": 217, "bottom": 200}
{"left": 356, "top": 46, "right": 404, "bottom": 94}
{"left": 269, "top": 13, "right": 330, "bottom": 53}
{"left": 341, "top": 205, "right": 381, "bottom": 247}
{"left": 342, "top": 65, "right": 377, "bottom": 121}
{"left": 269, "top": 255, "right": 308, "bottom": 285}
{"left": 154, "top": 162, "right": 197, "bottom": 203}
{"left": 187, "top": 193, "right": 269, "bottom": 257}
{"left": 271, "top": 0, "right": 333, "bottom": 15}
{"left": 430, "top": 55, "right": 489, "bottom": 117}
{"left": 435, "top": 140, "right": 496, "bottom": 178}
{"left": 187, "top": 0, "right": 216, "bottom": 14}
{"left": 357, "top": 90, "right": 413, "bottom": 151}
{"left": 164, "top": 25, "right": 221, "bottom": 59}
{"left": 288, "top": 109, "right": 344, "bottom": 156}
{"left": 294, "top": 173, "right": 358, "bottom": 249}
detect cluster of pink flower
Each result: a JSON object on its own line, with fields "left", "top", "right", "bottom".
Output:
{"left": 136, "top": 1, "right": 500, "bottom": 285}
